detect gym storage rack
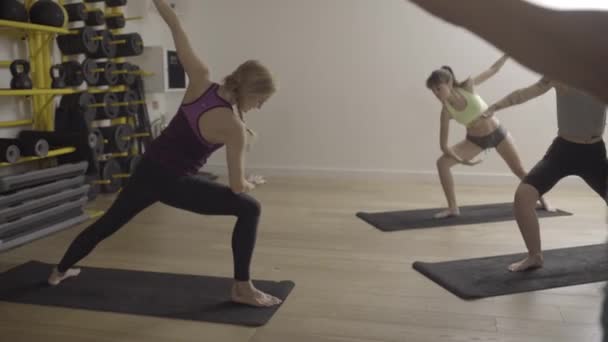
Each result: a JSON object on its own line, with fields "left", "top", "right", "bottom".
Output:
{"left": 0, "top": 0, "right": 151, "bottom": 253}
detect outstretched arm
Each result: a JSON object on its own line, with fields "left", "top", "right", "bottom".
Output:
{"left": 472, "top": 54, "right": 508, "bottom": 86}
{"left": 153, "top": 0, "right": 209, "bottom": 81}
{"left": 489, "top": 77, "right": 555, "bottom": 113}
{"left": 407, "top": 0, "right": 608, "bottom": 103}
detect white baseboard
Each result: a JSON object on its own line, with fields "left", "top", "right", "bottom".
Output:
{"left": 202, "top": 164, "right": 590, "bottom": 189}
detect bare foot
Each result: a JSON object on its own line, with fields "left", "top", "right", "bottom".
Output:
{"left": 508, "top": 253, "right": 544, "bottom": 272}
{"left": 537, "top": 197, "right": 556, "bottom": 212}
{"left": 433, "top": 208, "right": 460, "bottom": 219}
{"left": 231, "top": 281, "right": 282, "bottom": 307}
{"left": 48, "top": 267, "right": 81, "bottom": 286}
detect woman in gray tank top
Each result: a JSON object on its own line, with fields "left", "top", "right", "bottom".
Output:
{"left": 484, "top": 78, "right": 607, "bottom": 272}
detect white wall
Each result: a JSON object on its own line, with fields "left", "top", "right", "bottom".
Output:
{"left": 126, "top": 1, "right": 608, "bottom": 187}
{"left": 0, "top": 1, "right": 600, "bottom": 185}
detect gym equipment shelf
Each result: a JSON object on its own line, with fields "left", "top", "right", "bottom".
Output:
{"left": 0, "top": 120, "right": 33, "bottom": 128}
{"left": 0, "top": 88, "right": 79, "bottom": 96}
{"left": 0, "top": 147, "right": 76, "bottom": 167}
{"left": 0, "top": 19, "right": 70, "bottom": 35}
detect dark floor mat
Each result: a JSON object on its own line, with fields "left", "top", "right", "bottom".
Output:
{"left": 0, "top": 261, "right": 294, "bottom": 327}
{"left": 413, "top": 244, "right": 608, "bottom": 299}
{"left": 357, "top": 202, "right": 571, "bottom": 231}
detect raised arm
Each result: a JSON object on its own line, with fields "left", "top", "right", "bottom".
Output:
{"left": 489, "top": 77, "right": 555, "bottom": 113}
{"left": 407, "top": 0, "right": 608, "bottom": 103}
{"left": 152, "top": 0, "right": 209, "bottom": 81}
{"left": 472, "top": 54, "right": 508, "bottom": 86}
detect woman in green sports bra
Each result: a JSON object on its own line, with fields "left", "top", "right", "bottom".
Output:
{"left": 425, "top": 55, "right": 552, "bottom": 219}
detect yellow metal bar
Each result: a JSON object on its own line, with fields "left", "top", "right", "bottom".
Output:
{"left": 0, "top": 120, "right": 33, "bottom": 128}
{"left": 31, "top": 34, "right": 54, "bottom": 60}
{"left": 131, "top": 100, "right": 145, "bottom": 105}
{"left": 42, "top": 32, "right": 53, "bottom": 131}
{"left": 31, "top": 33, "right": 44, "bottom": 130}
{"left": 107, "top": 152, "right": 129, "bottom": 158}
{"left": 86, "top": 210, "right": 104, "bottom": 219}
{"left": 40, "top": 94, "right": 56, "bottom": 114}
{"left": 0, "top": 61, "right": 11, "bottom": 68}
{"left": 0, "top": 19, "right": 70, "bottom": 34}
{"left": 0, "top": 147, "right": 76, "bottom": 167}
{"left": 111, "top": 102, "right": 129, "bottom": 107}
{"left": 0, "top": 88, "right": 79, "bottom": 96}
{"left": 112, "top": 70, "right": 153, "bottom": 76}
{"left": 125, "top": 16, "right": 144, "bottom": 21}
{"left": 87, "top": 85, "right": 126, "bottom": 94}
{"left": 129, "top": 133, "right": 150, "bottom": 138}
{"left": 110, "top": 117, "right": 127, "bottom": 125}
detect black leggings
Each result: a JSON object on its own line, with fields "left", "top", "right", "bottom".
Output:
{"left": 523, "top": 137, "right": 607, "bottom": 202}
{"left": 57, "top": 157, "right": 261, "bottom": 281}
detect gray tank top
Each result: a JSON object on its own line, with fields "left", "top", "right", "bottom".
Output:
{"left": 556, "top": 86, "right": 606, "bottom": 140}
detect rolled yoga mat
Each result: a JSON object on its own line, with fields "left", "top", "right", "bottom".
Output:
{"left": 357, "top": 202, "right": 572, "bottom": 232}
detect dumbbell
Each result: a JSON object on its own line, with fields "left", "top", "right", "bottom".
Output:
{"left": 85, "top": 9, "right": 105, "bottom": 26}
{"left": 59, "top": 93, "right": 97, "bottom": 128}
{"left": 105, "top": 0, "right": 127, "bottom": 7}
{"left": 105, "top": 15, "right": 126, "bottom": 29}
{"left": 10, "top": 60, "right": 33, "bottom": 90}
{"left": 86, "top": 30, "right": 116, "bottom": 59}
{"left": 61, "top": 61, "right": 85, "bottom": 87}
{"left": 64, "top": 3, "right": 88, "bottom": 22}
{"left": 82, "top": 59, "right": 119, "bottom": 86}
{"left": 16, "top": 135, "right": 49, "bottom": 158}
{"left": 57, "top": 26, "right": 99, "bottom": 56}
{"left": 91, "top": 92, "right": 120, "bottom": 120}
{"left": 99, "top": 124, "right": 133, "bottom": 153}
{"left": 98, "top": 159, "right": 123, "bottom": 193}
{"left": 105, "top": 14, "right": 142, "bottom": 29}
{"left": 19, "top": 130, "right": 99, "bottom": 172}
{"left": 115, "top": 90, "right": 142, "bottom": 116}
{"left": 121, "top": 154, "right": 141, "bottom": 175}
{"left": 84, "top": 0, "right": 127, "bottom": 6}
{"left": 82, "top": 59, "right": 143, "bottom": 87}
{"left": 61, "top": 91, "right": 134, "bottom": 123}
{"left": 91, "top": 128, "right": 105, "bottom": 156}
{"left": 114, "top": 33, "right": 144, "bottom": 57}
{"left": 0, "top": 139, "right": 21, "bottom": 164}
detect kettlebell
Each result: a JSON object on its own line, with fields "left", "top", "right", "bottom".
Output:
{"left": 50, "top": 64, "right": 67, "bottom": 89}
{"left": 10, "top": 60, "right": 33, "bottom": 90}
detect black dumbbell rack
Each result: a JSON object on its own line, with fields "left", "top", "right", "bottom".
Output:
{"left": 57, "top": 1, "right": 153, "bottom": 197}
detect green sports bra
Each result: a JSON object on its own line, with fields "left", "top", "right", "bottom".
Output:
{"left": 445, "top": 88, "right": 489, "bottom": 126}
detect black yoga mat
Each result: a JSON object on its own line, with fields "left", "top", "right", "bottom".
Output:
{"left": 413, "top": 244, "right": 608, "bottom": 299}
{"left": 0, "top": 261, "right": 294, "bottom": 327}
{"left": 357, "top": 202, "right": 572, "bottom": 231}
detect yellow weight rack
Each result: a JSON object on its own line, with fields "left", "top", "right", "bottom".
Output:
{"left": 0, "top": 0, "right": 77, "bottom": 165}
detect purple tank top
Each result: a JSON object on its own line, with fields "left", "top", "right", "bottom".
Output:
{"left": 145, "top": 83, "right": 232, "bottom": 176}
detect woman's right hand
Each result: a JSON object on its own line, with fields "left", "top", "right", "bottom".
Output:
{"left": 460, "top": 158, "right": 483, "bottom": 166}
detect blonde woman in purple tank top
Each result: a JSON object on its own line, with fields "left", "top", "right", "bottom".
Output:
{"left": 48, "top": 0, "right": 281, "bottom": 308}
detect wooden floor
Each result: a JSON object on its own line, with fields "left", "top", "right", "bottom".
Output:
{"left": 0, "top": 175, "right": 606, "bottom": 342}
